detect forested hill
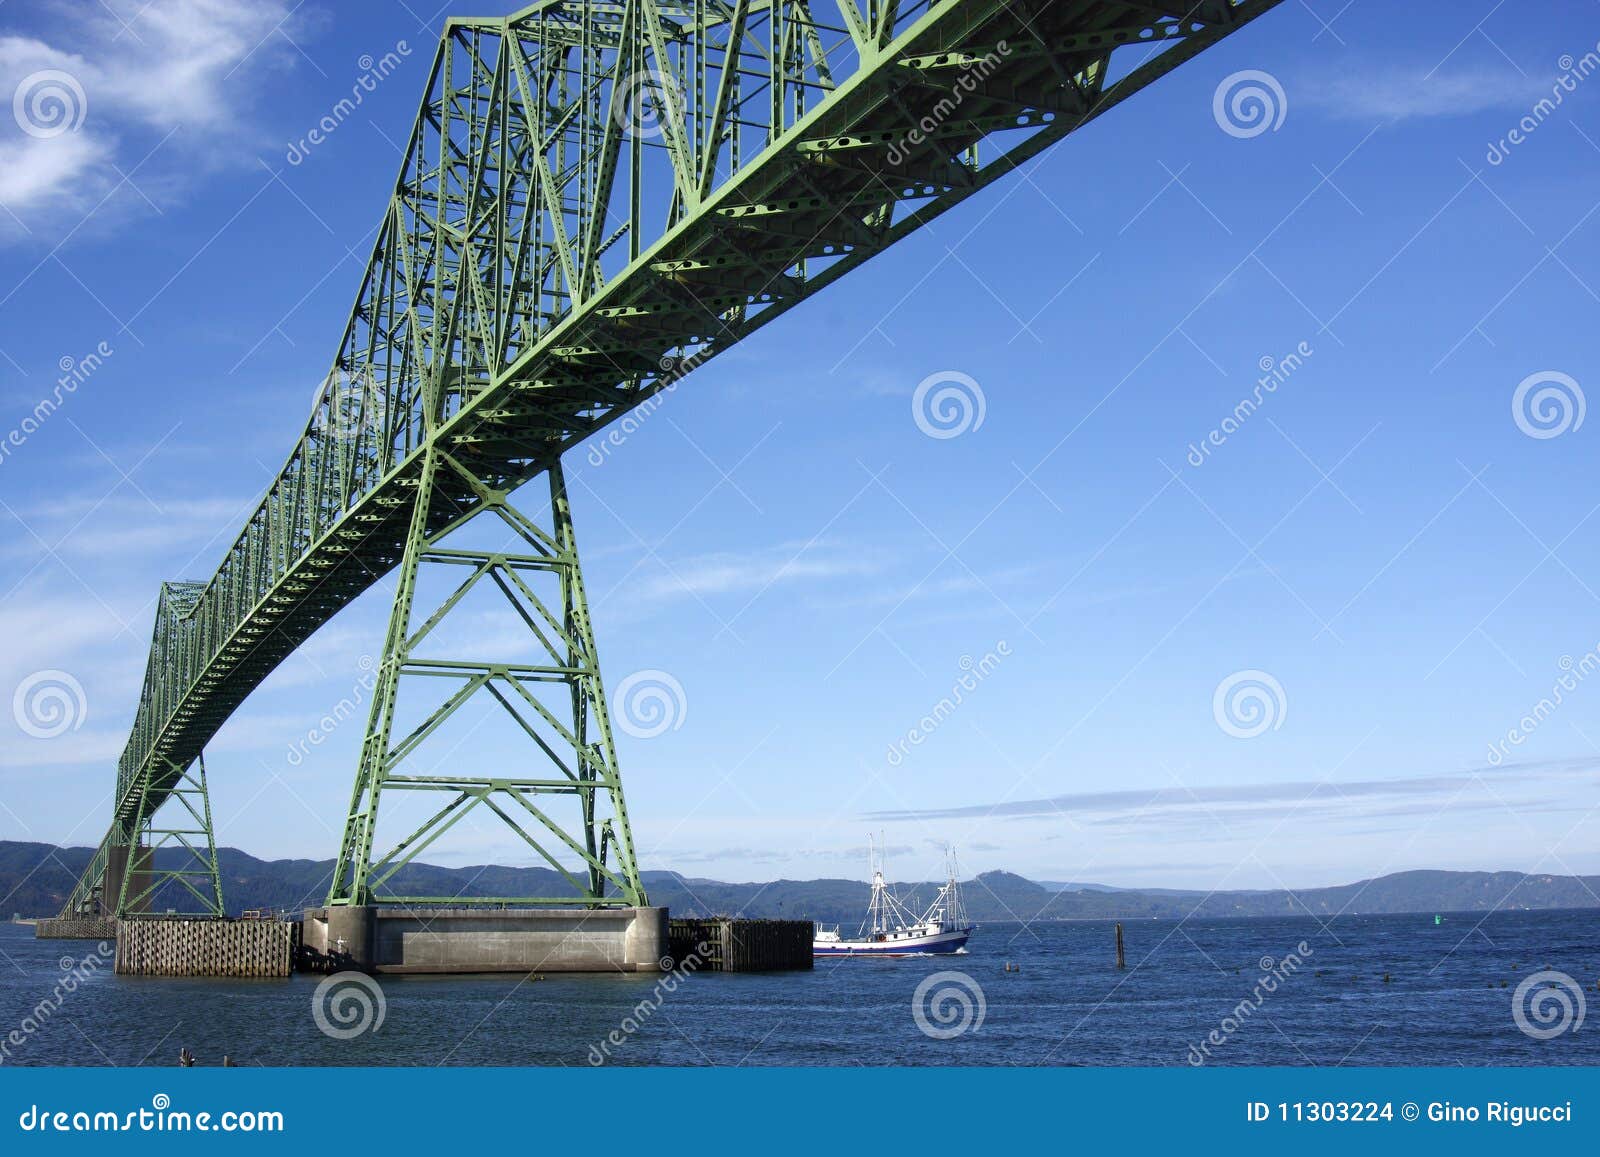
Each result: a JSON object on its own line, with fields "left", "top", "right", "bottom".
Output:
{"left": 3, "top": 841, "right": 1595, "bottom": 922}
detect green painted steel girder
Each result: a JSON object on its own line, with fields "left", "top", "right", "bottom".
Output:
{"left": 325, "top": 452, "right": 647, "bottom": 907}
{"left": 64, "top": 0, "right": 1284, "bottom": 915}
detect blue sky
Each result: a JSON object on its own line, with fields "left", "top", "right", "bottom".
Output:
{"left": 1, "top": 0, "right": 1598, "bottom": 893}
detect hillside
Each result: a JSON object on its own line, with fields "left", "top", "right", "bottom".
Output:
{"left": 3, "top": 841, "right": 1596, "bottom": 922}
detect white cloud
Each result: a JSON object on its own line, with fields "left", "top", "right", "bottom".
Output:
{"left": 0, "top": 729, "right": 127, "bottom": 768}
{"left": 1303, "top": 65, "right": 1551, "bottom": 123}
{"left": 0, "top": 1, "right": 302, "bottom": 234}
{"left": 635, "top": 540, "right": 883, "bottom": 603}
{"left": 80, "top": 0, "right": 296, "bottom": 130}
{"left": 0, "top": 587, "right": 131, "bottom": 675}
{"left": 865, "top": 758, "right": 1600, "bottom": 826}
{"left": 1, "top": 493, "right": 253, "bottom": 561}
{"left": 0, "top": 127, "right": 107, "bottom": 208}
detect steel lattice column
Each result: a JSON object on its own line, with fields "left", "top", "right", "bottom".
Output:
{"left": 326, "top": 451, "right": 646, "bottom": 907}
{"left": 114, "top": 754, "right": 225, "bottom": 919}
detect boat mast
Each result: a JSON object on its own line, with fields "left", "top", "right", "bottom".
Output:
{"left": 948, "top": 845, "right": 968, "bottom": 927}
{"left": 863, "top": 833, "right": 882, "bottom": 936}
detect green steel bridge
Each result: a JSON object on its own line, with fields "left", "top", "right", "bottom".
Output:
{"left": 63, "top": 0, "right": 1282, "bottom": 918}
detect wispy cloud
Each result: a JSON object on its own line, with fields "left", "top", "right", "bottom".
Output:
{"left": 0, "top": 0, "right": 304, "bottom": 238}
{"left": 634, "top": 540, "right": 884, "bottom": 603}
{"left": 865, "top": 758, "right": 1600, "bottom": 826}
{"left": 0, "top": 728, "right": 127, "bottom": 769}
{"left": 1301, "top": 64, "right": 1552, "bottom": 123}
{"left": 1, "top": 494, "right": 250, "bottom": 561}
{"left": 673, "top": 841, "right": 919, "bottom": 867}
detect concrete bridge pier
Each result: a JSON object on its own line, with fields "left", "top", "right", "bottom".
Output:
{"left": 300, "top": 907, "right": 668, "bottom": 974}
{"left": 102, "top": 844, "right": 153, "bottom": 917}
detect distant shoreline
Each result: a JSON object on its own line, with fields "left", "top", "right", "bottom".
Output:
{"left": 2, "top": 907, "right": 1590, "bottom": 927}
{"left": 4, "top": 839, "right": 1597, "bottom": 924}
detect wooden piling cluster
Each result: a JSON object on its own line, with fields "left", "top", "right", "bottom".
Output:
{"left": 668, "top": 918, "right": 813, "bottom": 972}
{"left": 35, "top": 919, "right": 117, "bottom": 940}
{"left": 115, "top": 918, "right": 296, "bottom": 977}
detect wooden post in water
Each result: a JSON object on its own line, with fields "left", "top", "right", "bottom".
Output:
{"left": 1114, "top": 922, "right": 1125, "bottom": 969}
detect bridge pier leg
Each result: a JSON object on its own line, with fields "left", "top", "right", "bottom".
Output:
{"left": 104, "top": 843, "right": 151, "bottom": 919}
{"left": 326, "top": 449, "right": 647, "bottom": 910}
{"left": 114, "top": 752, "right": 225, "bottom": 919}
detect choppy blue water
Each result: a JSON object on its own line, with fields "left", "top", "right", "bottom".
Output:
{"left": 0, "top": 910, "right": 1595, "bottom": 1066}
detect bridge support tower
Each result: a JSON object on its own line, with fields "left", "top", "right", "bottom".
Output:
{"left": 326, "top": 448, "right": 647, "bottom": 911}
{"left": 110, "top": 754, "right": 225, "bottom": 919}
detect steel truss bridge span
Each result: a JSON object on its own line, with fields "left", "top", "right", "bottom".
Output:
{"left": 65, "top": 0, "right": 1281, "bottom": 916}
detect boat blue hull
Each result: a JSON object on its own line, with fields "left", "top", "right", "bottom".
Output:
{"left": 813, "top": 929, "right": 971, "bottom": 956}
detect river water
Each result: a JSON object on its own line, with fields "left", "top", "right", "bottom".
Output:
{"left": 0, "top": 910, "right": 1594, "bottom": 1066}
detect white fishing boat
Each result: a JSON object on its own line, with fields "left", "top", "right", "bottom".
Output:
{"left": 813, "top": 844, "right": 973, "bottom": 957}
